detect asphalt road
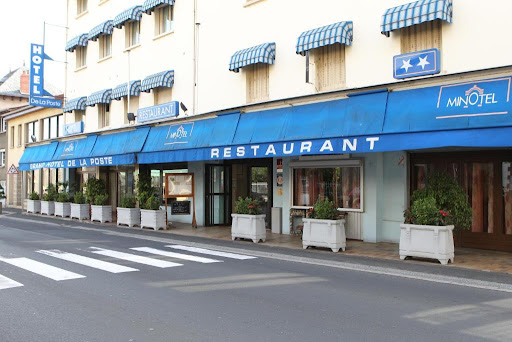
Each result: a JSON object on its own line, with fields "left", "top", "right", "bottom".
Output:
{"left": 0, "top": 213, "right": 511, "bottom": 342}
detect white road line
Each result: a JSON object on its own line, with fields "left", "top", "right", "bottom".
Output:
{"left": 0, "top": 257, "right": 85, "bottom": 281}
{"left": 37, "top": 250, "right": 139, "bottom": 274}
{"left": 131, "top": 247, "right": 222, "bottom": 264}
{"left": 167, "top": 245, "right": 257, "bottom": 260}
{"left": 0, "top": 274, "right": 23, "bottom": 290}
{"left": 89, "top": 247, "right": 182, "bottom": 268}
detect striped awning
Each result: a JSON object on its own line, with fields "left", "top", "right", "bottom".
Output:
{"left": 141, "top": 70, "right": 174, "bottom": 92}
{"left": 88, "top": 20, "right": 114, "bottom": 41}
{"left": 65, "top": 34, "right": 88, "bottom": 52}
{"left": 85, "top": 89, "right": 112, "bottom": 107}
{"left": 63, "top": 97, "right": 87, "bottom": 113}
{"left": 229, "top": 42, "right": 276, "bottom": 73}
{"left": 296, "top": 21, "right": 353, "bottom": 56}
{"left": 113, "top": 5, "right": 143, "bottom": 29}
{"left": 381, "top": 0, "right": 453, "bottom": 35}
{"left": 143, "top": 0, "right": 175, "bottom": 14}
{"left": 112, "top": 80, "right": 142, "bottom": 100}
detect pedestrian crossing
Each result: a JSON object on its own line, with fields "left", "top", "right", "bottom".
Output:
{"left": 0, "top": 244, "right": 257, "bottom": 291}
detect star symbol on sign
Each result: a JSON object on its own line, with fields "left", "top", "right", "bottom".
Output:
{"left": 401, "top": 59, "right": 412, "bottom": 73}
{"left": 417, "top": 56, "right": 430, "bottom": 70}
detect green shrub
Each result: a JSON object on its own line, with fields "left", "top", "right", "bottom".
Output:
{"left": 94, "top": 194, "right": 109, "bottom": 206}
{"left": 85, "top": 178, "right": 107, "bottom": 205}
{"left": 145, "top": 195, "right": 161, "bottom": 211}
{"left": 74, "top": 191, "right": 86, "bottom": 204}
{"left": 56, "top": 193, "right": 69, "bottom": 203}
{"left": 43, "top": 184, "right": 57, "bottom": 201}
{"left": 308, "top": 198, "right": 340, "bottom": 220}
{"left": 119, "top": 195, "right": 136, "bottom": 208}
{"left": 234, "top": 197, "right": 260, "bottom": 215}
{"left": 136, "top": 173, "right": 156, "bottom": 210}
{"left": 29, "top": 192, "right": 40, "bottom": 200}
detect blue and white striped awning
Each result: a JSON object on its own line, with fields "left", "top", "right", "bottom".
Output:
{"left": 113, "top": 5, "right": 143, "bottom": 29}
{"left": 85, "top": 89, "right": 112, "bottom": 107}
{"left": 63, "top": 97, "right": 87, "bottom": 113}
{"left": 65, "top": 34, "right": 88, "bottom": 52}
{"left": 141, "top": 70, "right": 174, "bottom": 92}
{"left": 88, "top": 20, "right": 114, "bottom": 41}
{"left": 112, "top": 80, "right": 142, "bottom": 100}
{"left": 229, "top": 42, "right": 276, "bottom": 73}
{"left": 381, "top": 0, "right": 453, "bottom": 35}
{"left": 296, "top": 21, "right": 353, "bottom": 56}
{"left": 143, "top": 0, "right": 175, "bottom": 14}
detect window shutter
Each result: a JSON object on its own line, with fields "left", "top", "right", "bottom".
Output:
{"left": 401, "top": 20, "right": 442, "bottom": 53}
{"left": 314, "top": 44, "right": 345, "bottom": 91}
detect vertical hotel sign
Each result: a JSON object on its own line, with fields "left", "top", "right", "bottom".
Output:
{"left": 29, "top": 44, "right": 62, "bottom": 108}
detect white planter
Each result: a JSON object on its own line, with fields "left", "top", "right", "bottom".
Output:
{"left": 140, "top": 209, "right": 166, "bottom": 230}
{"left": 91, "top": 205, "right": 112, "bottom": 223}
{"left": 302, "top": 218, "right": 346, "bottom": 252}
{"left": 27, "top": 200, "right": 41, "bottom": 214}
{"left": 117, "top": 207, "right": 140, "bottom": 227}
{"left": 71, "top": 203, "right": 90, "bottom": 221}
{"left": 400, "top": 224, "right": 454, "bottom": 265}
{"left": 41, "top": 201, "right": 55, "bottom": 216}
{"left": 231, "top": 214, "right": 266, "bottom": 243}
{"left": 55, "top": 202, "right": 71, "bottom": 218}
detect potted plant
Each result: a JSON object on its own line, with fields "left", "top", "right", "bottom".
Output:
{"left": 137, "top": 174, "right": 165, "bottom": 230}
{"left": 41, "top": 184, "right": 57, "bottom": 216}
{"left": 0, "top": 184, "right": 5, "bottom": 209}
{"left": 55, "top": 192, "right": 71, "bottom": 218}
{"left": 231, "top": 197, "right": 266, "bottom": 243}
{"left": 302, "top": 198, "right": 346, "bottom": 252}
{"left": 27, "top": 191, "right": 41, "bottom": 214}
{"left": 71, "top": 191, "right": 90, "bottom": 221}
{"left": 117, "top": 195, "right": 140, "bottom": 227}
{"left": 400, "top": 170, "right": 472, "bottom": 265}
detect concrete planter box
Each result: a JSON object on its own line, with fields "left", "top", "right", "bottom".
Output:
{"left": 231, "top": 214, "right": 266, "bottom": 243}
{"left": 55, "top": 202, "right": 71, "bottom": 218}
{"left": 117, "top": 207, "right": 140, "bottom": 227}
{"left": 91, "top": 205, "right": 112, "bottom": 223}
{"left": 41, "top": 201, "right": 55, "bottom": 216}
{"left": 400, "top": 224, "right": 454, "bottom": 265}
{"left": 71, "top": 203, "right": 90, "bottom": 221}
{"left": 302, "top": 218, "right": 346, "bottom": 252}
{"left": 27, "top": 200, "right": 41, "bottom": 214}
{"left": 140, "top": 209, "right": 166, "bottom": 230}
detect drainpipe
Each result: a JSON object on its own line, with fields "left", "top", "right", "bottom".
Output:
{"left": 193, "top": 0, "right": 199, "bottom": 115}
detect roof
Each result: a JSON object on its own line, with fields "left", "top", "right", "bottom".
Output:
{"left": 0, "top": 67, "right": 61, "bottom": 96}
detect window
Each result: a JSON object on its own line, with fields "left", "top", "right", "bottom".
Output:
{"left": 155, "top": 5, "right": 174, "bottom": 36}
{"left": 246, "top": 63, "right": 269, "bottom": 103}
{"left": 43, "top": 114, "right": 64, "bottom": 140}
{"left": 74, "top": 110, "right": 84, "bottom": 123}
{"left": 76, "top": 46, "right": 87, "bottom": 68}
{"left": 17, "top": 124, "right": 22, "bottom": 146}
{"left": 10, "top": 126, "right": 14, "bottom": 148}
{"left": 153, "top": 87, "right": 173, "bottom": 105}
{"left": 292, "top": 161, "right": 362, "bottom": 211}
{"left": 0, "top": 117, "right": 6, "bottom": 133}
{"left": 77, "top": 0, "right": 87, "bottom": 15}
{"left": 126, "top": 21, "right": 140, "bottom": 48}
{"left": 313, "top": 44, "right": 346, "bottom": 91}
{"left": 99, "top": 104, "right": 110, "bottom": 128}
{"left": 99, "top": 35, "right": 112, "bottom": 59}
{"left": 0, "top": 149, "right": 5, "bottom": 167}
{"left": 26, "top": 121, "right": 39, "bottom": 143}
{"left": 401, "top": 20, "right": 442, "bottom": 54}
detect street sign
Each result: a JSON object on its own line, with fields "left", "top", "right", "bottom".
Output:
{"left": 7, "top": 164, "right": 19, "bottom": 174}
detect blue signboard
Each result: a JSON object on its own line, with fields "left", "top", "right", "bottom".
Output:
{"left": 29, "top": 96, "right": 62, "bottom": 108}
{"left": 137, "top": 101, "right": 179, "bottom": 123}
{"left": 63, "top": 122, "right": 84, "bottom": 136}
{"left": 25, "top": 154, "right": 136, "bottom": 171}
{"left": 29, "top": 44, "right": 62, "bottom": 108}
{"left": 393, "top": 49, "right": 440, "bottom": 79}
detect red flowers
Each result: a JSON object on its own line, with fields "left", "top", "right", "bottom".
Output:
{"left": 439, "top": 210, "right": 449, "bottom": 217}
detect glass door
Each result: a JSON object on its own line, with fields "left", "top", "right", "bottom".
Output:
{"left": 205, "top": 165, "right": 231, "bottom": 226}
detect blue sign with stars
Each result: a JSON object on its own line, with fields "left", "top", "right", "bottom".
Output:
{"left": 393, "top": 48, "right": 441, "bottom": 80}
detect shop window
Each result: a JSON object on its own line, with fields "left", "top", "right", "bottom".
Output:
{"left": 77, "top": 0, "right": 87, "bottom": 15}
{"left": 98, "top": 104, "right": 110, "bottom": 129}
{"left": 313, "top": 44, "right": 346, "bottom": 91}
{"left": 26, "top": 120, "right": 39, "bottom": 143}
{"left": 401, "top": 20, "right": 442, "bottom": 54}
{"left": 76, "top": 46, "right": 87, "bottom": 69}
{"left": 99, "top": 35, "right": 112, "bottom": 59}
{"left": 155, "top": 5, "right": 174, "bottom": 36}
{"left": 126, "top": 21, "right": 140, "bottom": 48}
{"left": 0, "top": 149, "right": 5, "bottom": 167}
{"left": 246, "top": 63, "right": 269, "bottom": 103}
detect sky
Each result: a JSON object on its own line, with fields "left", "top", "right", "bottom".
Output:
{"left": 0, "top": 1, "right": 67, "bottom": 91}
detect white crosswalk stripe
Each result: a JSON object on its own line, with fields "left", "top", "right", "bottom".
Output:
{"left": 0, "top": 274, "right": 23, "bottom": 290}
{"left": 0, "top": 257, "right": 85, "bottom": 281}
{"left": 89, "top": 247, "right": 183, "bottom": 268}
{"left": 166, "top": 245, "right": 257, "bottom": 260}
{"left": 131, "top": 247, "right": 222, "bottom": 264}
{"left": 37, "top": 250, "right": 139, "bottom": 274}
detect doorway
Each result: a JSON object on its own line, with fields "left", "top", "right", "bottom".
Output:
{"left": 205, "top": 165, "right": 232, "bottom": 226}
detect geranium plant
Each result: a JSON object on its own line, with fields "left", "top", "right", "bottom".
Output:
{"left": 234, "top": 197, "right": 260, "bottom": 215}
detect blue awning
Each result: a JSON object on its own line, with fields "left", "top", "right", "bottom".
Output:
{"left": 86, "top": 89, "right": 112, "bottom": 107}
{"left": 143, "top": 0, "right": 175, "bottom": 14}
{"left": 381, "top": 0, "right": 453, "bottom": 35}
{"left": 141, "top": 70, "right": 174, "bottom": 92}
{"left": 112, "top": 80, "right": 142, "bottom": 100}
{"left": 18, "top": 142, "right": 59, "bottom": 171}
{"left": 229, "top": 43, "right": 276, "bottom": 73}
{"left": 90, "top": 127, "right": 150, "bottom": 166}
{"left": 296, "top": 21, "right": 353, "bottom": 56}
{"left": 88, "top": 20, "right": 114, "bottom": 41}
{"left": 113, "top": 5, "right": 143, "bottom": 29}
{"left": 52, "top": 135, "right": 97, "bottom": 162}
{"left": 65, "top": 33, "right": 88, "bottom": 52}
{"left": 63, "top": 97, "right": 87, "bottom": 113}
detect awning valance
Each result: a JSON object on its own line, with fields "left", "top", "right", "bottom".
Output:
{"left": 381, "top": 0, "right": 453, "bottom": 35}
{"left": 90, "top": 127, "right": 150, "bottom": 166}
{"left": 229, "top": 42, "right": 276, "bottom": 73}
{"left": 112, "top": 80, "right": 142, "bottom": 100}
{"left": 86, "top": 89, "right": 112, "bottom": 107}
{"left": 113, "top": 5, "right": 143, "bottom": 29}
{"left": 52, "top": 136, "right": 98, "bottom": 163}
{"left": 18, "top": 142, "right": 59, "bottom": 171}
{"left": 296, "top": 21, "right": 353, "bottom": 56}
{"left": 65, "top": 34, "right": 88, "bottom": 52}
{"left": 141, "top": 70, "right": 174, "bottom": 92}
{"left": 63, "top": 96, "right": 87, "bottom": 113}
{"left": 88, "top": 20, "right": 114, "bottom": 41}
{"left": 143, "top": 0, "right": 175, "bottom": 14}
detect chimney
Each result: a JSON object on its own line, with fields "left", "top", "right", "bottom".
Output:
{"left": 20, "top": 71, "right": 29, "bottom": 94}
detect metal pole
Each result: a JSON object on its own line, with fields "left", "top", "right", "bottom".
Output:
{"left": 43, "top": 21, "right": 46, "bottom": 45}
{"left": 127, "top": 50, "right": 131, "bottom": 115}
